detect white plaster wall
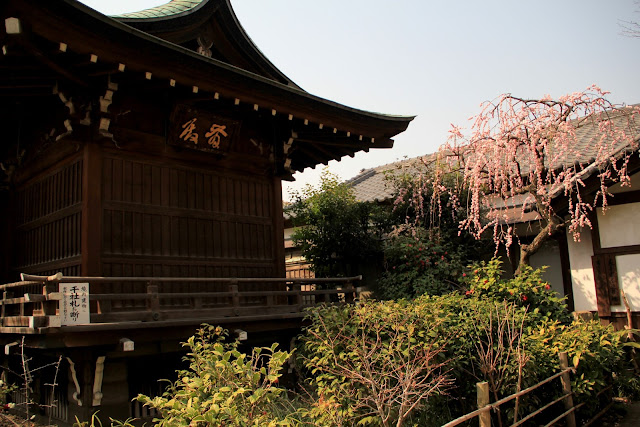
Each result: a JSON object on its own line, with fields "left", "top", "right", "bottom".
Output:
{"left": 597, "top": 203, "right": 640, "bottom": 248}
{"left": 612, "top": 254, "right": 640, "bottom": 312}
{"left": 567, "top": 202, "right": 640, "bottom": 313}
{"left": 529, "top": 240, "right": 564, "bottom": 296}
{"left": 566, "top": 229, "right": 597, "bottom": 312}
{"left": 284, "top": 227, "right": 295, "bottom": 241}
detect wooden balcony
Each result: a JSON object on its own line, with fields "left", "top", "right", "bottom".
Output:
{"left": 0, "top": 273, "right": 361, "bottom": 335}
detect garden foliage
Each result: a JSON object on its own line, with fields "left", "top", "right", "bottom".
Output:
{"left": 298, "top": 301, "right": 452, "bottom": 426}
{"left": 375, "top": 169, "right": 490, "bottom": 300}
{"left": 137, "top": 325, "right": 301, "bottom": 426}
{"left": 375, "top": 231, "right": 470, "bottom": 299}
{"left": 122, "top": 262, "right": 638, "bottom": 426}
{"left": 300, "top": 259, "right": 639, "bottom": 425}
{"left": 286, "top": 169, "right": 384, "bottom": 278}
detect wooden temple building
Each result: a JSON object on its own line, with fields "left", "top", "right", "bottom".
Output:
{"left": 0, "top": 0, "right": 413, "bottom": 422}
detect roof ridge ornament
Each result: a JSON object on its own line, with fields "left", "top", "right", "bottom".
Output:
{"left": 197, "top": 34, "right": 213, "bottom": 57}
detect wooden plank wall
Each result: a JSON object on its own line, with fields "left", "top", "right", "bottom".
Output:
{"left": 100, "top": 155, "right": 278, "bottom": 307}
{"left": 13, "top": 160, "right": 83, "bottom": 277}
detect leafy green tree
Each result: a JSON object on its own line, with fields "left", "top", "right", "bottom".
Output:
{"left": 287, "top": 169, "right": 383, "bottom": 278}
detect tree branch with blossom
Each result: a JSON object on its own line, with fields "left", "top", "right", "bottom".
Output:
{"left": 431, "top": 86, "right": 639, "bottom": 275}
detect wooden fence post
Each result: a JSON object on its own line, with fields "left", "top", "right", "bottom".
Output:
{"left": 559, "top": 352, "right": 577, "bottom": 427}
{"left": 477, "top": 381, "right": 490, "bottom": 427}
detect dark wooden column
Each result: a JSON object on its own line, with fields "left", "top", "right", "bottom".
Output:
{"left": 556, "top": 234, "right": 575, "bottom": 312}
{"left": 271, "top": 177, "right": 285, "bottom": 279}
{"left": 0, "top": 191, "right": 12, "bottom": 282}
{"left": 81, "top": 141, "right": 102, "bottom": 277}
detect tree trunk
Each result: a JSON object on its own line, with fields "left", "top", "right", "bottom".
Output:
{"left": 515, "top": 216, "right": 564, "bottom": 276}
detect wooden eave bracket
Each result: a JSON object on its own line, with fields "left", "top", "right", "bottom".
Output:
{"left": 92, "top": 356, "right": 106, "bottom": 406}
{"left": 66, "top": 356, "right": 83, "bottom": 406}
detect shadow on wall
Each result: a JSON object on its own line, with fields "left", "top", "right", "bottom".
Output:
{"left": 567, "top": 229, "right": 598, "bottom": 312}
{"left": 616, "top": 254, "right": 640, "bottom": 312}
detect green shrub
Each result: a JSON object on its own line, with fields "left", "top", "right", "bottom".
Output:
{"left": 526, "top": 318, "right": 637, "bottom": 413}
{"left": 465, "top": 258, "right": 572, "bottom": 325}
{"left": 298, "top": 301, "right": 452, "bottom": 426}
{"left": 137, "top": 325, "right": 303, "bottom": 426}
{"left": 375, "top": 233, "right": 468, "bottom": 299}
{"left": 73, "top": 412, "right": 137, "bottom": 427}
{"left": 298, "top": 295, "right": 532, "bottom": 424}
{"left": 299, "top": 262, "right": 639, "bottom": 425}
{"left": 374, "top": 167, "right": 492, "bottom": 300}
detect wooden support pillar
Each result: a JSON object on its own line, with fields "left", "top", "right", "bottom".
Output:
{"left": 294, "top": 283, "right": 303, "bottom": 309}
{"left": 271, "top": 177, "right": 286, "bottom": 280}
{"left": 556, "top": 234, "right": 575, "bottom": 312}
{"left": 81, "top": 141, "right": 102, "bottom": 277}
{"left": 65, "top": 350, "right": 94, "bottom": 424}
{"left": 344, "top": 281, "right": 355, "bottom": 303}
{"left": 0, "top": 190, "right": 13, "bottom": 283}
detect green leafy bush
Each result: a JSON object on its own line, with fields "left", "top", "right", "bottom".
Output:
{"left": 526, "top": 319, "right": 637, "bottom": 409}
{"left": 375, "top": 233, "right": 468, "bottom": 299}
{"left": 137, "top": 325, "right": 302, "bottom": 426}
{"left": 299, "top": 261, "right": 639, "bottom": 425}
{"left": 298, "top": 301, "right": 452, "bottom": 426}
{"left": 373, "top": 167, "right": 491, "bottom": 300}
{"left": 465, "top": 258, "right": 572, "bottom": 325}
{"left": 298, "top": 294, "right": 533, "bottom": 424}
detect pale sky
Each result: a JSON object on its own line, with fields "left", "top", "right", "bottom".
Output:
{"left": 80, "top": 0, "right": 640, "bottom": 200}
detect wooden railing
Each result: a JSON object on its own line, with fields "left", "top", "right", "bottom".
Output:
{"left": 0, "top": 273, "right": 361, "bottom": 333}
{"left": 443, "top": 352, "right": 613, "bottom": 427}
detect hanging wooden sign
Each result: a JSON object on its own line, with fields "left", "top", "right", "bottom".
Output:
{"left": 169, "top": 104, "right": 240, "bottom": 153}
{"left": 60, "top": 283, "right": 90, "bottom": 325}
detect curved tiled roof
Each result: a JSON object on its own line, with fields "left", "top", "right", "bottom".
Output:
{"left": 114, "top": 0, "right": 204, "bottom": 19}
{"left": 346, "top": 155, "right": 434, "bottom": 203}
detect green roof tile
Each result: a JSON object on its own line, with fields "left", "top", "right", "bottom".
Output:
{"left": 113, "top": 0, "right": 204, "bottom": 19}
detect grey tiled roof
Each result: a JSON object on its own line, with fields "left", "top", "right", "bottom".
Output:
{"left": 113, "top": 0, "right": 204, "bottom": 19}
{"left": 345, "top": 105, "right": 640, "bottom": 204}
{"left": 539, "top": 105, "right": 639, "bottom": 173}
{"left": 346, "top": 155, "right": 435, "bottom": 202}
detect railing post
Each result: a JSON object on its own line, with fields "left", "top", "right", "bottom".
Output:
{"left": 1, "top": 291, "right": 6, "bottom": 326}
{"left": 147, "top": 281, "right": 160, "bottom": 321}
{"left": 229, "top": 280, "right": 239, "bottom": 315}
{"left": 344, "top": 281, "right": 355, "bottom": 303}
{"left": 323, "top": 287, "right": 331, "bottom": 303}
{"left": 266, "top": 281, "right": 275, "bottom": 307}
{"left": 295, "top": 283, "right": 303, "bottom": 309}
{"left": 477, "top": 381, "right": 490, "bottom": 427}
{"left": 559, "top": 352, "right": 577, "bottom": 427}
